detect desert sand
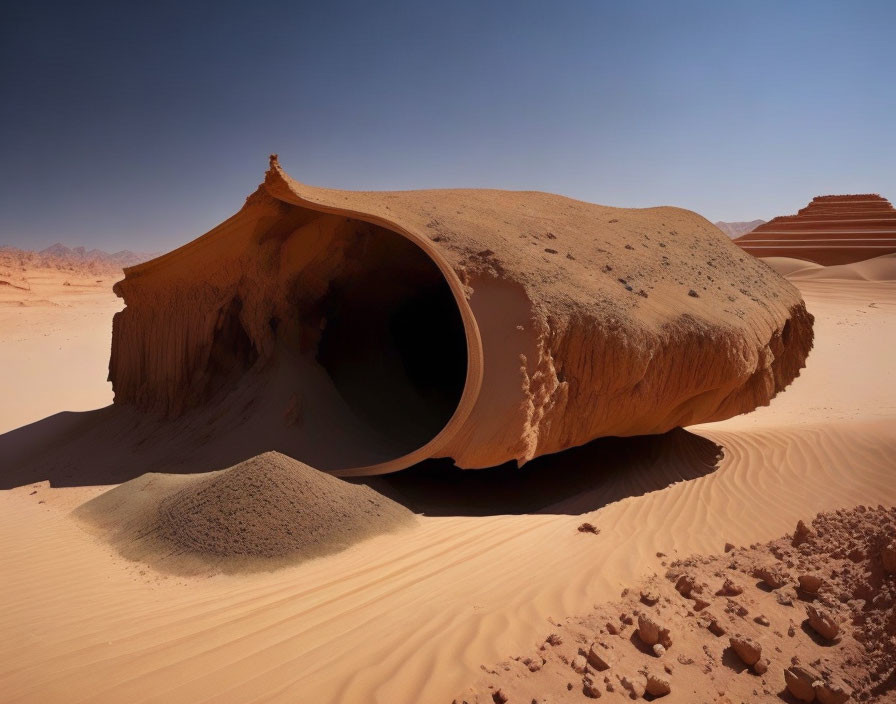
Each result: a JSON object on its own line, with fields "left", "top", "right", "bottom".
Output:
{"left": 0, "top": 248, "right": 893, "bottom": 702}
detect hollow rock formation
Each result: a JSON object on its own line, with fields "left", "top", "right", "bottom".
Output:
{"left": 735, "top": 194, "right": 896, "bottom": 265}
{"left": 109, "top": 156, "right": 813, "bottom": 475}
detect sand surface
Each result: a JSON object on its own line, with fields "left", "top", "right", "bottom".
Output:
{"left": 0, "top": 262, "right": 894, "bottom": 703}
{"left": 0, "top": 261, "right": 122, "bottom": 434}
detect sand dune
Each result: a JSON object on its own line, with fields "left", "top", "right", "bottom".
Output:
{"left": 0, "top": 265, "right": 893, "bottom": 703}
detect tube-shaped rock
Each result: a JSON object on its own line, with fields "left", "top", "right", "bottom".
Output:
{"left": 109, "top": 156, "right": 813, "bottom": 475}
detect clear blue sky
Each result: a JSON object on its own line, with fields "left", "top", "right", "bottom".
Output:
{"left": 1, "top": 0, "right": 894, "bottom": 252}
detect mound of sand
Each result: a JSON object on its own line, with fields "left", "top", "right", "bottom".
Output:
{"left": 77, "top": 451, "right": 416, "bottom": 570}
{"left": 786, "top": 252, "right": 896, "bottom": 283}
{"left": 108, "top": 156, "right": 812, "bottom": 475}
{"left": 761, "top": 256, "right": 825, "bottom": 277}
{"left": 456, "top": 505, "right": 896, "bottom": 703}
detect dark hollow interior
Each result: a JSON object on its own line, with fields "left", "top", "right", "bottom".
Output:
{"left": 314, "top": 222, "right": 468, "bottom": 454}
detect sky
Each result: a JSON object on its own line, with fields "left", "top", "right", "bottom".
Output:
{"left": 1, "top": 0, "right": 894, "bottom": 252}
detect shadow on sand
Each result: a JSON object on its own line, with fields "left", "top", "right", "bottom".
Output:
{"left": 0, "top": 405, "right": 722, "bottom": 517}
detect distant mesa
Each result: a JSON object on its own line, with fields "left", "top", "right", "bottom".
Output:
{"left": 714, "top": 220, "right": 765, "bottom": 239}
{"left": 735, "top": 194, "right": 896, "bottom": 265}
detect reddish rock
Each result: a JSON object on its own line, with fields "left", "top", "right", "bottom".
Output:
{"left": 729, "top": 635, "right": 762, "bottom": 666}
{"left": 806, "top": 605, "right": 840, "bottom": 641}
{"left": 785, "top": 665, "right": 821, "bottom": 702}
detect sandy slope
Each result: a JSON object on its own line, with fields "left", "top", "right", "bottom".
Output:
{"left": 0, "top": 264, "right": 122, "bottom": 434}
{"left": 0, "top": 268, "right": 894, "bottom": 703}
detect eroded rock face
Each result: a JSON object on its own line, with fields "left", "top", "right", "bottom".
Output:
{"left": 109, "top": 156, "right": 814, "bottom": 475}
{"left": 736, "top": 193, "right": 896, "bottom": 265}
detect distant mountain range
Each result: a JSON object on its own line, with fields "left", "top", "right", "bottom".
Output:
{"left": 36, "top": 243, "right": 160, "bottom": 268}
{"left": 714, "top": 220, "right": 766, "bottom": 238}
{"left": 0, "top": 243, "right": 161, "bottom": 277}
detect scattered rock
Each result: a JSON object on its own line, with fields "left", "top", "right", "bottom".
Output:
{"left": 776, "top": 588, "right": 796, "bottom": 606}
{"left": 724, "top": 542, "right": 735, "bottom": 552}
{"left": 582, "top": 673, "right": 601, "bottom": 698}
{"left": 708, "top": 617, "right": 726, "bottom": 637}
{"left": 571, "top": 654, "right": 588, "bottom": 674}
{"left": 692, "top": 597, "right": 711, "bottom": 611}
{"left": 637, "top": 613, "right": 671, "bottom": 648}
{"left": 605, "top": 621, "right": 619, "bottom": 635}
{"left": 492, "top": 689, "right": 509, "bottom": 704}
{"left": 578, "top": 522, "right": 600, "bottom": 534}
{"left": 620, "top": 674, "right": 646, "bottom": 699}
{"left": 545, "top": 633, "right": 562, "bottom": 646}
{"left": 798, "top": 574, "right": 824, "bottom": 594}
{"left": 639, "top": 590, "right": 659, "bottom": 606}
{"left": 793, "top": 519, "right": 813, "bottom": 546}
{"left": 674, "top": 574, "right": 700, "bottom": 597}
{"left": 652, "top": 643, "right": 666, "bottom": 658}
{"left": 729, "top": 635, "right": 762, "bottom": 666}
{"left": 882, "top": 541, "right": 896, "bottom": 574}
{"left": 806, "top": 605, "right": 839, "bottom": 641}
{"left": 754, "top": 564, "right": 789, "bottom": 589}
{"left": 785, "top": 665, "right": 821, "bottom": 702}
{"left": 587, "top": 643, "right": 612, "bottom": 671}
{"left": 753, "top": 657, "right": 769, "bottom": 675}
{"left": 719, "top": 578, "right": 743, "bottom": 596}
{"left": 754, "top": 615, "right": 770, "bottom": 626}
{"left": 815, "top": 676, "right": 852, "bottom": 704}
{"left": 645, "top": 673, "right": 671, "bottom": 697}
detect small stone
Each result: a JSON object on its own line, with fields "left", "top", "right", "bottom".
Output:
{"left": 788, "top": 623, "right": 796, "bottom": 637}
{"left": 815, "top": 676, "right": 852, "bottom": 704}
{"left": 776, "top": 589, "right": 796, "bottom": 606}
{"left": 688, "top": 289, "right": 699, "bottom": 298}
{"left": 881, "top": 542, "right": 896, "bottom": 574}
{"left": 708, "top": 618, "right": 726, "bottom": 637}
{"left": 571, "top": 654, "right": 588, "bottom": 674}
{"left": 752, "top": 657, "right": 769, "bottom": 675}
{"left": 638, "top": 613, "right": 671, "bottom": 647}
{"left": 546, "top": 633, "right": 563, "bottom": 646}
{"left": 620, "top": 674, "right": 646, "bottom": 699}
{"left": 793, "top": 519, "right": 813, "bottom": 546}
{"left": 693, "top": 597, "right": 711, "bottom": 611}
{"left": 674, "top": 574, "right": 700, "bottom": 597}
{"left": 605, "top": 622, "right": 619, "bottom": 635}
{"left": 578, "top": 522, "right": 600, "bottom": 534}
{"left": 492, "top": 689, "right": 509, "bottom": 704}
{"left": 785, "top": 665, "right": 820, "bottom": 702}
{"left": 652, "top": 643, "right": 666, "bottom": 658}
{"left": 798, "top": 574, "right": 824, "bottom": 594}
{"left": 807, "top": 605, "right": 839, "bottom": 641}
{"left": 640, "top": 590, "right": 659, "bottom": 606}
{"left": 645, "top": 673, "right": 671, "bottom": 697}
{"left": 587, "top": 643, "right": 612, "bottom": 671}
{"left": 754, "top": 615, "right": 770, "bottom": 626}
{"left": 620, "top": 612, "right": 634, "bottom": 625}
{"left": 729, "top": 635, "right": 762, "bottom": 666}
{"left": 638, "top": 613, "right": 661, "bottom": 645}
{"left": 724, "top": 542, "right": 735, "bottom": 552}
{"left": 754, "top": 564, "right": 789, "bottom": 589}
{"left": 719, "top": 578, "right": 743, "bottom": 596}
{"left": 582, "top": 673, "right": 601, "bottom": 698}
